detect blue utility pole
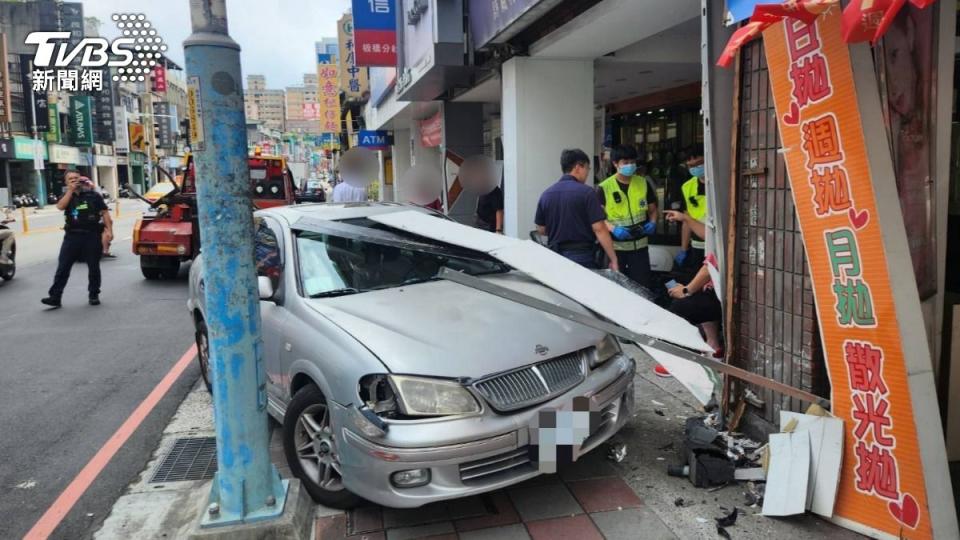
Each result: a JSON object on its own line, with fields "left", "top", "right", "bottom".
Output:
{"left": 183, "top": 0, "right": 287, "bottom": 527}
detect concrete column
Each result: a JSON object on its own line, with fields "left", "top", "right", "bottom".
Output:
{"left": 391, "top": 128, "right": 411, "bottom": 202}
{"left": 90, "top": 159, "right": 100, "bottom": 187}
{"left": 502, "top": 57, "right": 594, "bottom": 238}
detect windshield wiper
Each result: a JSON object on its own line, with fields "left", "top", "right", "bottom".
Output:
{"left": 309, "top": 287, "right": 362, "bottom": 298}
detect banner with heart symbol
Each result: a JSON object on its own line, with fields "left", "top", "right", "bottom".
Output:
{"left": 765, "top": 9, "right": 938, "bottom": 538}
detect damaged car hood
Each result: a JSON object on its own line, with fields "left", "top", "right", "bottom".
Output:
{"left": 304, "top": 273, "right": 605, "bottom": 380}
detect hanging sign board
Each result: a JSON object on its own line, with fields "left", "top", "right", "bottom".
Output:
{"left": 352, "top": 0, "right": 397, "bottom": 66}
{"left": 764, "top": 10, "right": 952, "bottom": 539}
{"left": 187, "top": 76, "right": 205, "bottom": 151}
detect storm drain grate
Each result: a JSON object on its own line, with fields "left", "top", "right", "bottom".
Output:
{"left": 150, "top": 437, "right": 218, "bottom": 483}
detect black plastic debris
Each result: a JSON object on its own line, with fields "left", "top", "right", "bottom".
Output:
{"left": 685, "top": 417, "right": 720, "bottom": 448}
{"left": 715, "top": 507, "right": 738, "bottom": 527}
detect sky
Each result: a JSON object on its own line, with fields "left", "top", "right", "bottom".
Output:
{"left": 84, "top": 0, "right": 351, "bottom": 89}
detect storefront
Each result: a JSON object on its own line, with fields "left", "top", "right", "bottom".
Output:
{"left": 95, "top": 152, "right": 118, "bottom": 198}
{"left": 706, "top": 1, "right": 958, "bottom": 537}
{"left": 361, "top": 0, "right": 960, "bottom": 535}
{"left": 46, "top": 143, "right": 89, "bottom": 197}
{"left": 11, "top": 136, "right": 49, "bottom": 202}
{"left": 128, "top": 152, "right": 146, "bottom": 193}
{"left": 0, "top": 137, "right": 15, "bottom": 206}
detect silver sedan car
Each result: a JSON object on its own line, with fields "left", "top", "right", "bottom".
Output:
{"left": 187, "top": 203, "right": 636, "bottom": 509}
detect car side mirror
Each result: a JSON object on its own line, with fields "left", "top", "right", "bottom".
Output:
{"left": 257, "top": 276, "right": 275, "bottom": 300}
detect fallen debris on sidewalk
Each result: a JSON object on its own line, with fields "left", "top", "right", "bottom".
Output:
{"left": 664, "top": 401, "right": 846, "bottom": 526}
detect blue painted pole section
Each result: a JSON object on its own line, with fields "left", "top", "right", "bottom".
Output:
{"left": 183, "top": 0, "right": 287, "bottom": 527}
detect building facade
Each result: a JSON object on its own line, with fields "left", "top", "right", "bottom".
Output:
{"left": 360, "top": 2, "right": 960, "bottom": 537}
{"left": 284, "top": 73, "right": 320, "bottom": 136}
{"left": 243, "top": 74, "right": 285, "bottom": 132}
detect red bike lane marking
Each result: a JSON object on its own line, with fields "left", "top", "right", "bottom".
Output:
{"left": 23, "top": 344, "right": 197, "bottom": 540}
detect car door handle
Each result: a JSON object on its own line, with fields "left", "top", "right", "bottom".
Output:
{"left": 284, "top": 343, "right": 292, "bottom": 352}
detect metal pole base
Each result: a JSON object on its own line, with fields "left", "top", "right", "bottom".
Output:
{"left": 188, "top": 478, "right": 314, "bottom": 540}
{"left": 200, "top": 467, "right": 288, "bottom": 528}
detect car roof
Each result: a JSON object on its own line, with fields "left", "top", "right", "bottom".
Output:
{"left": 257, "top": 202, "right": 438, "bottom": 225}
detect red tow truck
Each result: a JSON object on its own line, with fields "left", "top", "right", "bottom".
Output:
{"left": 132, "top": 153, "right": 297, "bottom": 279}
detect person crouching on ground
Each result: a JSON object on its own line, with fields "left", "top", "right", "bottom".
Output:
{"left": 41, "top": 171, "right": 113, "bottom": 307}
{"left": 668, "top": 260, "right": 723, "bottom": 358}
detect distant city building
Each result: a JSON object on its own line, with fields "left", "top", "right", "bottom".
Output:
{"left": 315, "top": 38, "right": 339, "bottom": 59}
{"left": 243, "top": 74, "right": 285, "bottom": 132}
{"left": 285, "top": 74, "right": 320, "bottom": 136}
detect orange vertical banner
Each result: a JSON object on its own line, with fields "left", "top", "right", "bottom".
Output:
{"left": 764, "top": 10, "right": 931, "bottom": 538}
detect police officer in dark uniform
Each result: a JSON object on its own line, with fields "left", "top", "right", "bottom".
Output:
{"left": 534, "top": 149, "right": 618, "bottom": 270}
{"left": 41, "top": 171, "right": 113, "bottom": 307}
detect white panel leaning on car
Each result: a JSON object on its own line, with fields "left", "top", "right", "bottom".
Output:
{"left": 370, "top": 210, "right": 718, "bottom": 405}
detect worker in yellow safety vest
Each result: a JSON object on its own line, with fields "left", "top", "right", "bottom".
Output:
{"left": 665, "top": 154, "right": 707, "bottom": 281}
{"left": 597, "top": 145, "right": 658, "bottom": 289}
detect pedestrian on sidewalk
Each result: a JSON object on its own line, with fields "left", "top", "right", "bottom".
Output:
{"left": 475, "top": 184, "right": 504, "bottom": 234}
{"left": 41, "top": 171, "right": 113, "bottom": 307}
{"left": 597, "top": 145, "right": 658, "bottom": 289}
{"left": 535, "top": 148, "right": 618, "bottom": 270}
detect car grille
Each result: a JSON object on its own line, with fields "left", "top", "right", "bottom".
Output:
{"left": 473, "top": 349, "right": 589, "bottom": 412}
{"left": 459, "top": 447, "right": 533, "bottom": 484}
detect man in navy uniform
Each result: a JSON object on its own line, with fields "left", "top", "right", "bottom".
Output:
{"left": 41, "top": 171, "right": 113, "bottom": 307}
{"left": 535, "top": 149, "right": 618, "bottom": 271}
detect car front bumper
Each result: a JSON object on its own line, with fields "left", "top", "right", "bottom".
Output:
{"left": 332, "top": 354, "right": 636, "bottom": 508}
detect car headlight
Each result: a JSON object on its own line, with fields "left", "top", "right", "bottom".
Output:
{"left": 388, "top": 375, "right": 481, "bottom": 416}
{"left": 592, "top": 334, "right": 621, "bottom": 368}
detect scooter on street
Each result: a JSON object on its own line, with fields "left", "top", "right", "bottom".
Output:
{"left": 0, "top": 208, "right": 16, "bottom": 281}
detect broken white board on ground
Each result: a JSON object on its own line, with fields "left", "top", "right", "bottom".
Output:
{"left": 371, "top": 210, "right": 717, "bottom": 405}
{"left": 779, "top": 412, "right": 844, "bottom": 518}
{"left": 762, "top": 430, "right": 810, "bottom": 516}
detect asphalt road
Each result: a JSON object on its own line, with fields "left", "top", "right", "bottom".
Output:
{"left": 0, "top": 222, "right": 199, "bottom": 539}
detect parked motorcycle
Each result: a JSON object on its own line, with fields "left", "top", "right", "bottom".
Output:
{"left": 0, "top": 212, "right": 16, "bottom": 281}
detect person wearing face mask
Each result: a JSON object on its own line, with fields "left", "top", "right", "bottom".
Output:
{"left": 665, "top": 154, "right": 708, "bottom": 281}
{"left": 41, "top": 171, "right": 113, "bottom": 307}
{"left": 596, "top": 145, "right": 658, "bottom": 288}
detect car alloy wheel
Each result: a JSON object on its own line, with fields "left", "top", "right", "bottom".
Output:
{"left": 283, "top": 384, "right": 360, "bottom": 508}
{"left": 294, "top": 403, "right": 345, "bottom": 492}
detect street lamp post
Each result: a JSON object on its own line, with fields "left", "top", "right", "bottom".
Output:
{"left": 183, "top": 0, "right": 288, "bottom": 528}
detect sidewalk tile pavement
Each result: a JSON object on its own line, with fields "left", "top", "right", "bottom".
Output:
{"left": 524, "top": 514, "right": 603, "bottom": 540}
{"left": 457, "top": 523, "right": 530, "bottom": 540}
{"left": 567, "top": 477, "right": 643, "bottom": 513}
{"left": 314, "top": 462, "right": 665, "bottom": 540}
{"left": 590, "top": 507, "right": 677, "bottom": 540}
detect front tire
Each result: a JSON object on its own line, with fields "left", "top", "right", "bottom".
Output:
{"left": 194, "top": 318, "right": 212, "bottom": 392}
{"left": 0, "top": 241, "right": 14, "bottom": 281}
{"left": 283, "top": 384, "right": 360, "bottom": 509}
